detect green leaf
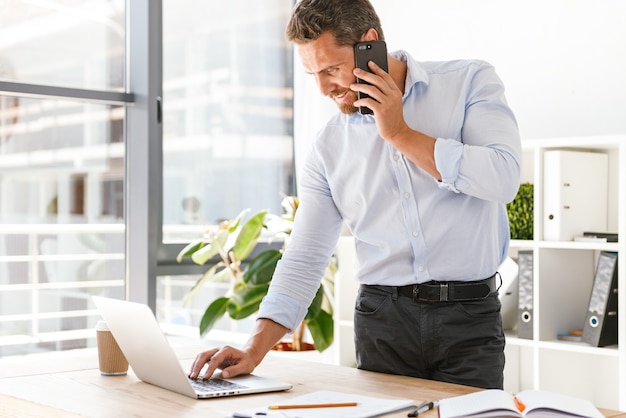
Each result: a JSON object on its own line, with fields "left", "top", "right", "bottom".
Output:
{"left": 210, "top": 265, "right": 235, "bottom": 283}
{"left": 306, "top": 309, "right": 334, "bottom": 352}
{"left": 227, "top": 298, "right": 262, "bottom": 320}
{"left": 232, "top": 210, "right": 268, "bottom": 261}
{"left": 181, "top": 261, "right": 226, "bottom": 306}
{"left": 199, "top": 297, "right": 230, "bottom": 336}
{"left": 228, "top": 209, "right": 250, "bottom": 233}
{"left": 175, "top": 238, "right": 206, "bottom": 263}
{"left": 506, "top": 182, "right": 534, "bottom": 240}
{"left": 305, "top": 286, "right": 324, "bottom": 320}
{"left": 190, "top": 228, "right": 229, "bottom": 265}
{"left": 228, "top": 283, "right": 269, "bottom": 319}
{"left": 243, "top": 249, "right": 282, "bottom": 285}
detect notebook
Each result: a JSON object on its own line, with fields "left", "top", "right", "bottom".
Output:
{"left": 92, "top": 296, "right": 292, "bottom": 399}
{"left": 231, "top": 390, "right": 415, "bottom": 418}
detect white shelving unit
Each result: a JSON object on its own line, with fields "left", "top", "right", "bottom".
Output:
{"left": 504, "top": 135, "right": 625, "bottom": 411}
{"left": 332, "top": 236, "right": 360, "bottom": 368}
{"left": 331, "top": 135, "right": 625, "bottom": 411}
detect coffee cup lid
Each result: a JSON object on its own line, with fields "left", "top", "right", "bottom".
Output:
{"left": 95, "top": 320, "right": 109, "bottom": 331}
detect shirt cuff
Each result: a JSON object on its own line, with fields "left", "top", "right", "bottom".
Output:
{"left": 434, "top": 138, "right": 463, "bottom": 193}
{"left": 257, "top": 292, "right": 309, "bottom": 334}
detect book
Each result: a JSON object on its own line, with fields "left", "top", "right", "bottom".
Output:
{"left": 583, "top": 232, "right": 618, "bottom": 242}
{"left": 230, "top": 390, "right": 414, "bottom": 418}
{"left": 557, "top": 332, "right": 583, "bottom": 342}
{"left": 574, "top": 236, "right": 607, "bottom": 243}
{"left": 582, "top": 251, "right": 619, "bottom": 347}
{"left": 438, "top": 389, "right": 604, "bottom": 418}
{"left": 557, "top": 329, "right": 583, "bottom": 342}
{"left": 543, "top": 151, "right": 608, "bottom": 241}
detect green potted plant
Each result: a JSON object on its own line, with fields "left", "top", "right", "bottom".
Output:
{"left": 176, "top": 196, "right": 335, "bottom": 352}
{"left": 506, "top": 182, "right": 534, "bottom": 240}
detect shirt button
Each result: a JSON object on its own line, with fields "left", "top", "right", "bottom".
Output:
{"left": 412, "top": 231, "right": 419, "bottom": 237}
{"left": 393, "top": 154, "right": 400, "bottom": 161}
{"left": 418, "top": 266, "right": 424, "bottom": 272}
{"left": 404, "top": 192, "right": 411, "bottom": 199}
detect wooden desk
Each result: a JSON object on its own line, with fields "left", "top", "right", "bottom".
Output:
{"left": 0, "top": 344, "right": 624, "bottom": 418}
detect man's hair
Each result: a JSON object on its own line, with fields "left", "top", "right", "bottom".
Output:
{"left": 285, "top": 0, "right": 385, "bottom": 47}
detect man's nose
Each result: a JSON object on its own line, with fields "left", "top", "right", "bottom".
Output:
{"left": 315, "top": 74, "right": 334, "bottom": 96}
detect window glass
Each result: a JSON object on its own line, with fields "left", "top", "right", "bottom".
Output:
{"left": 0, "top": 0, "right": 127, "bottom": 357}
{"left": 0, "top": 95, "right": 125, "bottom": 356}
{"left": 158, "top": 1, "right": 295, "bottom": 337}
{"left": 0, "top": 0, "right": 125, "bottom": 90}
{"left": 161, "top": 1, "right": 294, "bottom": 242}
{"left": 156, "top": 273, "right": 255, "bottom": 339}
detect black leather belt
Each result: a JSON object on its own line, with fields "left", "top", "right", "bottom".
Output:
{"left": 368, "top": 274, "right": 497, "bottom": 303}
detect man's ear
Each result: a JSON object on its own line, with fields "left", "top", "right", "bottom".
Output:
{"left": 360, "top": 28, "right": 379, "bottom": 42}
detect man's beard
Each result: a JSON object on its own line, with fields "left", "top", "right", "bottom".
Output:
{"left": 329, "top": 88, "right": 358, "bottom": 115}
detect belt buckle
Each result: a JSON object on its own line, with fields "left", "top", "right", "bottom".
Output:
{"left": 412, "top": 285, "right": 419, "bottom": 302}
{"left": 439, "top": 283, "right": 449, "bottom": 302}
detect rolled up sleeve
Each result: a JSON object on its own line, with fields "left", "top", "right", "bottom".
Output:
{"left": 257, "top": 292, "right": 309, "bottom": 334}
{"left": 434, "top": 137, "right": 464, "bottom": 193}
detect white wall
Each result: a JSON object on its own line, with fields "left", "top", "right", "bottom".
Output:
{"left": 294, "top": 0, "right": 626, "bottom": 175}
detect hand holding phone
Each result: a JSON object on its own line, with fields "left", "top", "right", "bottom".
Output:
{"left": 354, "top": 40, "right": 388, "bottom": 115}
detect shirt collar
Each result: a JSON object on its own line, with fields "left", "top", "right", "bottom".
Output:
{"left": 390, "top": 49, "right": 430, "bottom": 96}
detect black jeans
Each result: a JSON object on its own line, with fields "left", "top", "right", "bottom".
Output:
{"left": 354, "top": 284, "right": 505, "bottom": 389}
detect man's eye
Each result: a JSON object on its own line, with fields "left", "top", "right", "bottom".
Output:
{"left": 325, "top": 68, "right": 338, "bottom": 75}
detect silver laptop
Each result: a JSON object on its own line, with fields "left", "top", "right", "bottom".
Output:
{"left": 92, "top": 296, "right": 292, "bottom": 399}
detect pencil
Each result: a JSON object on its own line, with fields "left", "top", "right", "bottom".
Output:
{"left": 268, "top": 402, "right": 358, "bottom": 410}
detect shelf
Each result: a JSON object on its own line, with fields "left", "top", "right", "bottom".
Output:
{"left": 506, "top": 333, "right": 619, "bottom": 357}
{"left": 510, "top": 240, "right": 620, "bottom": 252}
{"left": 522, "top": 135, "right": 625, "bottom": 150}
{"left": 504, "top": 333, "right": 536, "bottom": 348}
{"left": 538, "top": 340, "right": 619, "bottom": 357}
{"left": 504, "top": 135, "right": 626, "bottom": 411}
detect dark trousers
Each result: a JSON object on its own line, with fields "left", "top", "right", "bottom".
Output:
{"left": 354, "top": 284, "right": 505, "bottom": 389}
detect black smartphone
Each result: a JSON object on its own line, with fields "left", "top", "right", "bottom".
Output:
{"left": 354, "top": 40, "right": 388, "bottom": 115}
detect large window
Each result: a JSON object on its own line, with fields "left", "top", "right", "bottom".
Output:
{"left": 161, "top": 1, "right": 294, "bottom": 235}
{"left": 0, "top": 1, "right": 295, "bottom": 357}
{"left": 157, "top": 1, "right": 295, "bottom": 336}
{"left": 0, "top": 0, "right": 127, "bottom": 356}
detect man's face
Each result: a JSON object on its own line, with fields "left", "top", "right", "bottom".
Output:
{"left": 297, "top": 32, "right": 358, "bottom": 115}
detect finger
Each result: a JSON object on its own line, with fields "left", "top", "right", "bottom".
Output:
{"left": 355, "top": 61, "right": 391, "bottom": 81}
{"left": 354, "top": 68, "right": 393, "bottom": 97}
{"left": 353, "top": 67, "right": 379, "bottom": 85}
{"left": 367, "top": 64, "right": 397, "bottom": 95}
{"left": 188, "top": 350, "right": 213, "bottom": 378}
{"left": 351, "top": 92, "right": 381, "bottom": 116}
{"left": 220, "top": 358, "right": 252, "bottom": 379}
{"left": 366, "top": 59, "right": 385, "bottom": 74}
{"left": 188, "top": 348, "right": 219, "bottom": 379}
{"left": 202, "top": 345, "right": 246, "bottom": 379}
{"left": 201, "top": 349, "right": 231, "bottom": 379}
{"left": 351, "top": 85, "right": 385, "bottom": 112}
{"left": 351, "top": 82, "right": 379, "bottom": 100}
{"left": 366, "top": 60, "right": 393, "bottom": 81}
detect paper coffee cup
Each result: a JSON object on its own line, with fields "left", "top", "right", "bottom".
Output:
{"left": 95, "top": 320, "right": 128, "bottom": 376}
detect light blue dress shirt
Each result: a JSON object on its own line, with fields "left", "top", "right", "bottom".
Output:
{"left": 259, "top": 50, "right": 522, "bottom": 332}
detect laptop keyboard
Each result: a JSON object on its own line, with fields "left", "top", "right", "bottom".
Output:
{"left": 190, "top": 377, "right": 247, "bottom": 393}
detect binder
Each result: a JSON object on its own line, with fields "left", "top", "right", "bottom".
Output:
{"left": 543, "top": 150, "right": 608, "bottom": 241}
{"left": 497, "top": 257, "right": 519, "bottom": 331}
{"left": 517, "top": 250, "right": 534, "bottom": 339}
{"left": 582, "top": 251, "right": 618, "bottom": 347}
